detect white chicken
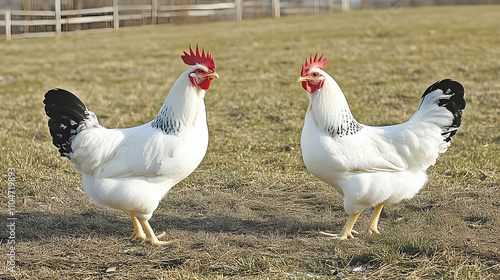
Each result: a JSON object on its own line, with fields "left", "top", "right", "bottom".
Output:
{"left": 298, "top": 53, "right": 466, "bottom": 239}
{"left": 44, "top": 45, "right": 219, "bottom": 246}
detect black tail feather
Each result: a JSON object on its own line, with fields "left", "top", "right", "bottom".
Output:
{"left": 44, "top": 88, "right": 88, "bottom": 157}
{"left": 421, "top": 79, "right": 466, "bottom": 142}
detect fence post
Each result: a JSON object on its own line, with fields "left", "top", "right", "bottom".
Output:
{"left": 313, "top": 0, "right": 319, "bottom": 14}
{"left": 5, "top": 8, "right": 11, "bottom": 41}
{"left": 113, "top": 0, "right": 119, "bottom": 30}
{"left": 272, "top": 0, "right": 280, "bottom": 18}
{"left": 342, "top": 0, "right": 350, "bottom": 12}
{"left": 55, "top": 0, "right": 61, "bottom": 33}
{"left": 235, "top": 0, "right": 242, "bottom": 21}
{"left": 328, "top": 0, "right": 334, "bottom": 13}
{"left": 152, "top": 0, "right": 158, "bottom": 24}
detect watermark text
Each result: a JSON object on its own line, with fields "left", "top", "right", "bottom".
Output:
{"left": 6, "top": 167, "right": 16, "bottom": 272}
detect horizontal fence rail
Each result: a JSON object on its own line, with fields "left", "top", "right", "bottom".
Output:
{"left": 0, "top": 0, "right": 350, "bottom": 40}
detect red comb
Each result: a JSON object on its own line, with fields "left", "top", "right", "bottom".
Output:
{"left": 181, "top": 44, "right": 215, "bottom": 71}
{"left": 301, "top": 53, "right": 328, "bottom": 76}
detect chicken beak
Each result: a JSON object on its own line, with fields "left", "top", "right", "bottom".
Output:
{"left": 297, "top": 76, "right": 308, "bottom": 83}
{"left": 208, "top": 72, "right": 220, "bottom": 79}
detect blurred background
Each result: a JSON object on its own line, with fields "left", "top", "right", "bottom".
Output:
{"left": 2, "top": 0, "right": 500, "bottom": 39}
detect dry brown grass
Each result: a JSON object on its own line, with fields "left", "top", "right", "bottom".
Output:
{"left": 1, "top": 5, "right": 499, "bottom": 279}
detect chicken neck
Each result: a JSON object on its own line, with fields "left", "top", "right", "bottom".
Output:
{"left": 309, "top": 75, "right": 363, "bottom": 138}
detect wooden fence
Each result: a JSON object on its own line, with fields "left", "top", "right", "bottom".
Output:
{"left": 0, "top": 0, "right": 350, "bottom": 41}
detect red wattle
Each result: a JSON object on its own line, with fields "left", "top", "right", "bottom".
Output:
{"left": 189, "top": 77, "right": 212, "bottom": 90}
{"left": 302, "top": 81, "right": 317, "bottom": 93}
{"left": 199, "top": 78, "right": 212, "bottom": 90}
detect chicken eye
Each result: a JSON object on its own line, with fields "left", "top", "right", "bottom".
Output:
{"left": 312, "top": 73, "right": 319, "bottom": 77}
{"left": 197, "top": 69, "right": 204, "bottom": 74}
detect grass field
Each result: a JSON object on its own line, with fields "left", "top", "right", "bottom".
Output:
{"left": 1, "top": 5, "right": 499, "bottom": 279}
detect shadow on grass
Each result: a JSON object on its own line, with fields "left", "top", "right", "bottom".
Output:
{"left": 0, "top": 210, "right": 131, "bottom": 242}
{"left": 2, "top": 210, "right": 330, "bottom": 242}
{"left": 155, "top": 213, "right": 330, "bottom": 236}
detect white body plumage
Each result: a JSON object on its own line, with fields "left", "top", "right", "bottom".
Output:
{"left": 299, "top": 61, "right": 464, "bottom": 238}
{"left": 70, "top": 67, "right": 209, "bottom": 221}
{"left": 45, "top": 45, "right": 219, "bottom": 245}
{"left": 301, "top": 71, "right": 454, "bottom": 214}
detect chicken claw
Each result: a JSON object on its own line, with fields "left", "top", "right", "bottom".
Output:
{"left": 138, "top": 219, "right": 174, "bottom": 246}
{"left": 130, "top": 213, "right": 146, "bottom": 241}
{"left": 368, "top": 203, "right": 385, "bottom": 235}
{"left": 130, "top": 231, "right": 146, "bottom": 241}
{"left": 319, "top": 230, "right": 359, "bottom": 239}
{"left": 320, "top": 213, "right": 361, "bottom": 240}
{"left": 140, "top": 237, "right": 175, "bottom": 246}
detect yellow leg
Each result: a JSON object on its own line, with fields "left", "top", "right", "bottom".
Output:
{"left": 138, "top": 219, "right": 173, "bottom": 246}
{"left": 368, "top": 203, "right": 385, "bottom": 234}
{"left": 320, "top": 212, "right": 361, "bottom": 240}
{"left": 130, "top": 213, "right": 146, "bottom": 241}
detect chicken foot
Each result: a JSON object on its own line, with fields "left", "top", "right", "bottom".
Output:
{"left": 138, "top": 219, "right": 173, "bottom": 246}
{"left": 320, "top": 212, "right": 361, "bottom": 240}
{"left": 368, "top": 203, "right": 385, "bottom": 234}
{"left": 130, "top": 213, "right": 146, "bottom": 241}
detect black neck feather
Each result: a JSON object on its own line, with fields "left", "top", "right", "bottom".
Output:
{"left": 326, "top": 109, "right": 363, "bottom": 138}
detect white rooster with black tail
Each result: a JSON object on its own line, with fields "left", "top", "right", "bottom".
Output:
{"left": 44, "top": 45, "right": 219, "bottom": 246}
{"left": 298, "top": 53, "right": 466, "bottom": 239}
